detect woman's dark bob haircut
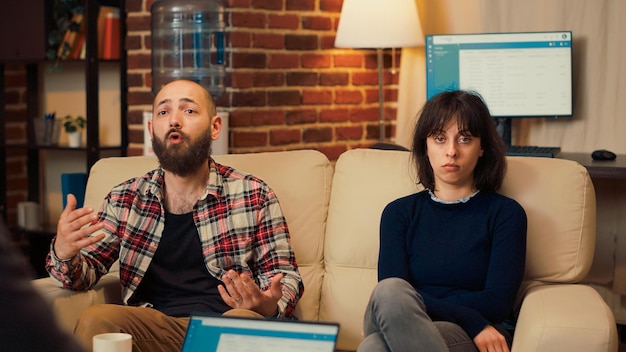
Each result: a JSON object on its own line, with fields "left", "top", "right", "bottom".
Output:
{"left": 411, "top": 90, "right": 507, "bottom": 193}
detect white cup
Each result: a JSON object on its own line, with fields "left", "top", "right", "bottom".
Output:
{"left": 92, "top": 333, "right": 132, "bottom": 352}
{"left": 17, "top": 201, "right": 40, "bottom": 230}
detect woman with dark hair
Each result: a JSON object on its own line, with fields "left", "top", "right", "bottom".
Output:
{"left": 358, "top": 90, "right": 527, "bottom": 352}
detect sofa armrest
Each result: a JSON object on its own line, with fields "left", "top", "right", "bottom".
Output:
{"left": 32, "top": 273, "right": 122, "bottom": 333}
{"left": 512, "top": 284, "right": 618, "bottom": 352}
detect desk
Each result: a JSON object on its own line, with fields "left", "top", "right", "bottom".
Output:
{"left": 559, "top": 152, "right": 626, "bottom": 179}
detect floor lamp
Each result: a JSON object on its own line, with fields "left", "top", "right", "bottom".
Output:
{"left": 335, "top": 0, "right": 424, "bottom": 142}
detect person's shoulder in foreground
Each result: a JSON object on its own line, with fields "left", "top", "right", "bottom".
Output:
{"left": 0, "top": 218, "right": 84, "bottom": 352}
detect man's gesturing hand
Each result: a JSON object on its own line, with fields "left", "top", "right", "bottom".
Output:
{"left": 53, "top": 194, "right": 105, "bottom": 260}
{"left": 218, "top": 270, "right": 284, "bottom": 317}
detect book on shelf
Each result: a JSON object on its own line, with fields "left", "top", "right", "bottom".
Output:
{"left": 98, "top": 6, "right": 120, "bottom": 59}
{"left": 57, "top": 13, "right": 84, "bottom": 59}
{"left": 69, "top": 21, "right": 86, "bottom": 60}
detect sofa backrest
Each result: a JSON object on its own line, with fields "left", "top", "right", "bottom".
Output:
{"left": 322, "top": 149, "right": 422, "bottom": 350}
{"left": 321, "top": 149, "right": 596, "bottom": 351}
{"left": 85, "top": 150, "right": 334, "bottom": 321}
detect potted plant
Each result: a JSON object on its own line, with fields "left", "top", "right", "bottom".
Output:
{"left": 63, "top": 114, "right": 85, "bottom": 147}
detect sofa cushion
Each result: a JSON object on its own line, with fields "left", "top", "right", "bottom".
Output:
{"left": 500, "top": 156, "right": 596, "bottom": 285}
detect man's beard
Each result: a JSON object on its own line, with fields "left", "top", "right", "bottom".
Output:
{"left": 152, "top": 127, "right": 212, "bottom": 177}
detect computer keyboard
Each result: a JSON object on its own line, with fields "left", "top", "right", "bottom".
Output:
{"left": 506, "top": 145, "right": 561, "bottom": 158}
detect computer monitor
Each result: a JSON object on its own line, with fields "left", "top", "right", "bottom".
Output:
{"left": 425, "top": 31, "right": 573, "bottom": 147}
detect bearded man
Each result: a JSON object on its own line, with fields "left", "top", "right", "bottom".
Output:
{"left": 46, "top": 80, "right": 303, "bottom": 352}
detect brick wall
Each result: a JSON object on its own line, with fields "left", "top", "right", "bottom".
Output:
{"left": 126, "top": 0, "right": 400, "bottom": 161}
{"left": 2, "top": 0, "right": 402, "bottom": 223}
{"left": 2, "top": 65, "right": 29, "bottom": 226}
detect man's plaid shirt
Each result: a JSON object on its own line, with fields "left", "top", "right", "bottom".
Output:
{"left": 47, "top": 159, "right": 304, "bottom": 318}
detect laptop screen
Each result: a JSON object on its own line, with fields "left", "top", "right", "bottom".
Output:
{"left": 182, "top": 313, "right": 339, "bottom": 352}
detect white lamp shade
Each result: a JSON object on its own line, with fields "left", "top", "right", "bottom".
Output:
{"left": 335, "top": 0, "right": 424, "bottom": 49}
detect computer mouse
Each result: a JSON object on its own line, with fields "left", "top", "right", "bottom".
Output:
{"left": 591, "top": 149, "right": 617, "bottom": 161}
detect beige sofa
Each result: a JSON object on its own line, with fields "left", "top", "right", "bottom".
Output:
{"left": 33, "top": 149, "right": 618, "bottom": 351}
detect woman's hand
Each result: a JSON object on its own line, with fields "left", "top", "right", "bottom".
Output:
{"left": 473, "top": 325, "right": 509, "bottom": 352}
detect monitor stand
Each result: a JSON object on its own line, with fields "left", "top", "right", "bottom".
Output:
{"left": 495, "top": 118, "right": 512, "bottom": 148}
{"left": 495, "top": 118, "right": 561, "bottom": 157}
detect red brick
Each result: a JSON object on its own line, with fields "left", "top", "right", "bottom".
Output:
{"left": 3, "top": 91, "right": 20, "bottom": 105}
{"left": 230, "top": 110, "right": 254, "bottom": 127}
{"left": 268, "top": 54, "right": 299, "bottom": 69}
{"left": 251, "top": 0, "right": 283, "bottom": 10}
{"left": 364, "top": 53, "right": 380, "bottom": 69}
{"left": 334, "top": 54, "right": 362, "bottom": 68}
{"left": 320, "top": 72, "right": 348, "bottom": 86}
{"left": 268, "top": 91, "right": 301, "bottom": 106}
{"left": 127, "top": 110, "right": 145, "bottom": 125}
{"left": 302, "top": 16, "right": 332, "bottom": 31}
{"left": 253, "top": 72, "right": 285, "bottom": 87}
{"left": 320, "top": 108, "right": 350, "bottom": 123}
{"left": 231, "top": 13, "right": 267, "bottom": 28}
{"left": 366, "top": 123, "right": 392, "bottom": 140}
{"left": 127, "top": 15, "right": 151, "bottom": 32}
{"left": 5, "top": 158, "right": 26, "bottom": 175}
{"left": 128, "top": 129, "right": 144, "bottom": 144}
{"left": 365, "top": 88, "right": 381, "bottom": 104}
{"left": 320, "top": 0, "right": 343, "bottom": 12}
{"left": 286, "top": 0, "right": 315, "bottom": 11}
{"left": 285, "top": 35, "right": 318, "bottom": 50}
{"left": 252, "top": 110, "right": 286, "bottom": 126}
{"left": 232, "top": 91, "right": 267, "bottom": 107}
{"left": 127, "top": 91, "right": 154, "bottom": 106}
{"left": 127, "top": 53, "right": 151, "bottom": 70}
{"left": 353, "top": 72, "right": 378, "bottom": 86}
{"left": 351, "top": 107, "right": 379, "bottom": 122}
{"left": 335, "top": 90, "right": 362, "bottom": 104}
{"left": 302, "top": 90, "right": 332, "bottom": 105}
{"left": 365, "top": 88, "right": 398, "bottom": 104}
{"left": 303, "top": 127, "right": 333, "bottom": 143}
{"left": 232, "top": 53, "right": 267, "bottom": 68}
{"left": 5, "top": 125, "right": 26, "bottom": 141}
{"left": 270, "top": 129, "right": 301, "bottom": 145}
{"left": 127, "top": 73, "right": 144, "bottom": 88}
{"left": 286, "top": 109, "right": 317, "bottom": 125}
{"left": 301, "top": 54, "right": 331, "bottom": 68}
{"left": 127, "top": 0, "right": 144, "bottom": 12}
{"left": 230, "top": 31, "right": 252, "bottom": 48}
{"left": 387, "top": 89, "right": 398, "bottom": 103}
{"left": 5, "top": 109, "right": 26, "bottom": 123}
{"left": 214, "top": 92, "right": 230, "bottom": 107}
{"left": 232, "top": 131, "right": 268, "bottom": 147}
{"left": 287, "top": 72, "right": 318, "bottom": 86}
{"left": 6, "top": 176, "right": 28, "bottom": 191}
{"left": 320, "top": 35, "right": 336, "bottom": 50}
{"left": 125, "top": 34, "right": 141, "bottom": 51}
{"left": 230, "top": 0, "right": 253, "bottom": 8}
{"left": 253, "top": 33, "right": 285, "bottom": 49}
{"left": 336, "top": 126, "right": 364, "bottom": 141}
{"left": 128, "top": 146, "right": 145, "bottom": 156}
{"left": 268, "top": 14, "right": 299, "bottom": 30}
{"left": 231, "top": 72, "right": 254, "bottom": 89}
{"left": 4, "top": 71, "right": 26, "bottom": 87}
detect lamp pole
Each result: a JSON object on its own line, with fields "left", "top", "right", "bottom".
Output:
{"left": 377, "top": 48, "right": 385, "bottom": 141}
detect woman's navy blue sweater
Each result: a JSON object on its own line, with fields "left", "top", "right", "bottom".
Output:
{"left": 378, "top": 190, "right": 527, "bottom": 338}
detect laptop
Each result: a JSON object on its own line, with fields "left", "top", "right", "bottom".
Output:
{"left": 181, "top": 313, "right": 340, "bottom": 352}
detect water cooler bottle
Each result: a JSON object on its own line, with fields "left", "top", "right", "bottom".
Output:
{"left": 151, "top": 0, "right": 225, "bottom": 98}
